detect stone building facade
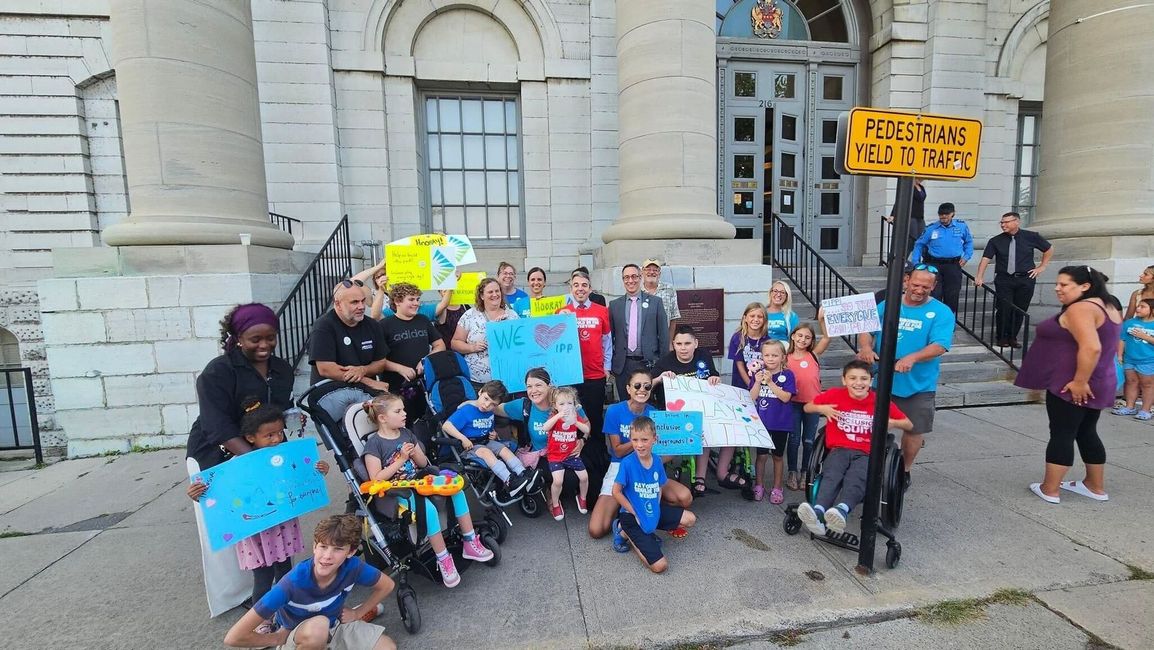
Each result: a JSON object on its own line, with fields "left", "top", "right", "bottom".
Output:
{"left": 0, "top": 0, "right": 1149, "bottom": 455}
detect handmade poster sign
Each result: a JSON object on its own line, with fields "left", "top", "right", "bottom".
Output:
{"left": 451, "top": 272, "right": 486, "bottom": 305}
{"left": 530, "top": 295, "right": 567, "bottom": 316}
{"left": 191, "top": 439, "right": 330, "bottom": 552}
{"left": 663, "top": 375, "right": 773, "bottom": 448}
{"left": 487, "top": 313, "right": 583, "bottom": 392}
{"left": 821, "top": 293, "right": 881, "bottom": 337}
{"left": 652, "top": 411, "right": 704, "bottom": 456}
{"left": 429, "top": 246, "right": 458, "bottom": 289}
{"left": 385, "top": 243, "right": 430, "bottom": 288}
{"left": 388, "top": 233, "right": 476, "bottom": 266}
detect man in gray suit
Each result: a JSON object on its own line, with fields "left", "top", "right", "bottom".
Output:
{"left": 609, "top": 263, "right": 670, "bottom": 400}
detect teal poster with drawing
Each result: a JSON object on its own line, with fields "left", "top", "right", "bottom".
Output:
{"left": 487, "top": 313, "right": 584, "bottom": 392}
{"left": 191, "top": 439, "right": 330, "bottom": 552}
{"left": 652, "top": 411, "right": 704, "bottom": 456}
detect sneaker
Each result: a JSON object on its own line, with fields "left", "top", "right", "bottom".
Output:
{"left": 437, "top": 553, "right": 461, "bottom": 588}
{"left": 770, "top": 488, "right": 785, "bottom": 504}
{"left": 825, "top": 506, "right": 848, "bottom": 534}
{"left": 796, "top": 502, "right": 826, "bottom": 536}
{"left": 1113, "top": 406, "right": 1138, "bottom": 416}
{"left": 611, "top": 520, "right": 629, "bottom": 553}
{"left": 903, "top": 471, "right": 911, "bottom": 491}
{"left": 575, "top": 495, "right": 588, "bottom": 515}
{"left": 505, "top": 473, "right": 528, "bottom": 496}
{"left": 1136, "top": 410, "right": 1152, "bottom": 421}
{"left": 461, "top": 537, "right": 494, "bottom": 562}
{"left": 551, "top": 502, "right": 565, "bottom": 521}
{"left": 753, "top": 485, "right": 765, "bottom": 501}
{"left": 359, "top": 603, "right": 385, "bottom": 623}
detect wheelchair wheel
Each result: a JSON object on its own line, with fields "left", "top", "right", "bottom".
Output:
{"left": 397, "top": 586, "right": 421, "bottom": 634}
{"left": 885, "top": 541, "right": 902, "bottom": 569}
{"left": 783, "top": 511, "right": 802, "bottom": 536}
{"left": 805, "top": 428, "right": 827, "bottom": 503}
{"left": 480, "top": 533, "right": 501, "bottom": 567}
{"left": 519, "top": 493, "right": 543, "bottom": 518}
{"left": 881, "top": 443, "right": 906, "bottom": 530}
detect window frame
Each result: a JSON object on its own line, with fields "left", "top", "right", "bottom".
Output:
{"left": 1012, "top": 101, "right": 1043, "bottom": 226}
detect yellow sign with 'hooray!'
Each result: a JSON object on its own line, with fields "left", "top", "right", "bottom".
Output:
{"left": 837, "top": 108, "right": 982, "bottom": 180}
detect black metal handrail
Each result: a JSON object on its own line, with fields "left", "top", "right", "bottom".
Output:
{"left": 1, "top": 367, "right": 42, "bottom": 464}
{"left": 269, "top": 212, "right": 302, "bottom": 237}
{"left": 768, "top": 214, "right": 860, "bottom": 351}
{"left": 276, "top": 215, "right": 353, "bottom": 369}
{"left": 879, "top": 219, "right": 1030, "bottom": 369}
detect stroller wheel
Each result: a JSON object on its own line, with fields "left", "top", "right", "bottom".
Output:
{"left": 783, "top": 511, "right": 802, "bottom": 536}
{"left": 519, "top": 493, "right": 543, "bottom": 518}
{"left": 397, "top": 587, "right": 421, "bottom": 634}
{"left": 480, "top": 533, "right": 501, "bottom": 567}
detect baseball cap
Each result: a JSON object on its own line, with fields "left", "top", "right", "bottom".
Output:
{"left": 642, "top": 258, "right": 662, "bottom": 268}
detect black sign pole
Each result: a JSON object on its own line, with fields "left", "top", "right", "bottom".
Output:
{"left": 856, "top": 175, "right": 914, "bottom": 574}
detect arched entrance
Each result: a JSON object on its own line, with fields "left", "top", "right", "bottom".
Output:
{"left": 716, "top": 0, "right": 867, "bottom": 265}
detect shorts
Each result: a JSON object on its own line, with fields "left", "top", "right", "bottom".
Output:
{"left": 755, "top": 429, "right": 789, "bottom": 457}
{"left": 893, "top": 392, "right": 936, "bottom": 434}
{"left": 617, "top": 507, "right": 685, "bottom": 565}
{"left": 280, "top": 620, "right": 386, "bottom": 650}
{"left": 463, "top": 439, "right": 512, "bottom": 463}
{"left": 548, "top": 457, "right": 586, "bottom": 473}
{"left": 599, "top": 461, "right": 621, "bottom": 496}
{"left": 1123, "top": 362, "right": 1154, "bottom": 376}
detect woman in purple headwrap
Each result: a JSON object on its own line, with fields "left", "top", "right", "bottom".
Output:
{"left": 185, "top": 303, "right": 295, "bottom": 470}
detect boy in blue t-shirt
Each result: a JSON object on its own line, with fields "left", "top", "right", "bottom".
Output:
{"left": 443, "top": 380, "right": 533, "bottom": 495}
{"left": 612, "top": 416, "right": 698, "bottom": 574}
{"left": 225, "top": 515, "right": 396, "bottom": 650}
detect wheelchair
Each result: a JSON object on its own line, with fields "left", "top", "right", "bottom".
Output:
{"left": 781, "top": 426, "right": 907, "bottom": 569}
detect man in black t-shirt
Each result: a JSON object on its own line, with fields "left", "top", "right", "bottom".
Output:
{"left": 381, "top": 283, "right": 446, "bottom": 420}
{"left": 649, "top": 325, "right": 721, "bottom": 406}
{"left": 309, "top": 280, "right": 391, "bottom": 425}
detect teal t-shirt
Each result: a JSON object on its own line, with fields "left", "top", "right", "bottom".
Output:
{"left": 766, "top": 311, "right": 800, "bottom": 341}
{"left": 1122, "top": 318, "right": 1154, "bottom": 364}
{"left": 874, "top": 298, "right": 955, "bottom": 397}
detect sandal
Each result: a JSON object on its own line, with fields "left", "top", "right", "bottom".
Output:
{"left": 669, "top": 526, "right": 689, "bottom": 539}
{"left": 692, "top": 477, "right": 707, "bottom": 498}
{"left": 719, "top": 473, "right": 746, "bottom": 490}
{"left": 770, "top": 488, "right": 785, "bottom": 504}
{"left": 753, "top": 485, "right": 765, "bottom": 501}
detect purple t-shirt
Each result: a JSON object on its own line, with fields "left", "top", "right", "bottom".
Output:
{"left": 727, "top": 332, "right": 768, "bottom": 387}
{"left": 754, "top": 368, "right": 796, "bottom": 432}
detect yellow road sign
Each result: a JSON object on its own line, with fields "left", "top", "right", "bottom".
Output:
{"left": 836, "top": 108, "right": 982, "bottom": 180}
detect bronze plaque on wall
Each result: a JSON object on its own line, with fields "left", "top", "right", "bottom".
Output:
{"left": 676, "top": 288, "right": 725, "bottom": 357}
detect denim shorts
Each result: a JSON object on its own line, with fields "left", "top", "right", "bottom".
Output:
{"left": 1123, "top": 362, "right": 1154, "bottom": 376}
{"left": 548, "top": 457, "right": 586, "bottom": 473}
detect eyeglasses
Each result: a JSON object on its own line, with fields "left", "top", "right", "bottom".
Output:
{"left": 631, "top": 382, "right": 653, "bottom": 391}
{"left": 622, "top": 274, "right": 641, "bottom": 280}
{"left": 770, "top": 289, "right": 787, "bottom": 295}
{"left": 339, "top": 279, "right": 365, "bottom": 288}
{"left": 913, "top": 264, "right": 939, "bottom": 273}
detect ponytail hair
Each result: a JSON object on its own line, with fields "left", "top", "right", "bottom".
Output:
{"left": 239, "top": 399, "right": 286, "bottom": 439}
{"left": 1058, "top": 265, "right": 1111, "bottom": 311}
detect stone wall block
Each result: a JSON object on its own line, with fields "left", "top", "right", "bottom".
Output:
{"left": 179, "top": 275, "right": 255, "bottom": 307}
{"left": 146, "top": 276, "right": 182, "bottom": 307}
{"left": 154, "top": 339, "right": 219, "bottom": 373}
{"left": 49, "top": 376, "right": 104, "bottom": 409}
{"left": 76, "top": 277, "right": 148, "bottom": 310}
{"left": 162, "top": 403, "right": 197, "bottom": 437}
{"left": 40, "top": 311, "right": 106, "bottom": 344}
{"left": 105, "top": 308, "right": 193, "bottom": 343}
{"left": 46, "top": 343, "right": 156, "bottom": 378}
{"left": 68, "top": 438, "right": 132, "bottom": 457}
{"left": 104, "top": 373, "right": 196, "bottom": 408}
{"left": 58, "top": 406, "right": 162, "bottom": 440}
{"left": 37, "top": 279, "right": 79, "bottom": 312}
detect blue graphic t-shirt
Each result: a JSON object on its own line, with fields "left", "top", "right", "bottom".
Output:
{"left": 602, "top": 401, "right": 655, "bottom": 461}
{"left": 874, "top": 298, "right": 955, "bottom": 397}
{"left": 447, "top": 403, "right": 495, "bottom": 442}
{"left": 508, "top": 289, "right": 531, "bottom": 318}
{"left": 1122, "top": 318, "right": 1154, "bottom": 364}
{"left": 766, "top": 311, "right": 800, "bottom": 341}
{"left": 254, "top": 556, "right": 382, "bottom": 630}
{"left": 614, "top": 452, "right": 667, "bottom": 534}
{"left": 503, "top": 397, "right": 587, "bottom": 451}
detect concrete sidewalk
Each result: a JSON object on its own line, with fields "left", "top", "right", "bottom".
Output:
{"left": 1, "top": 403, "right": 1152, "bottom": 649}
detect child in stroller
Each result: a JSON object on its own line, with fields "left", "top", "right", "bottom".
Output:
{"left": 361, "top": 393, "right": 495, "bottom": 588}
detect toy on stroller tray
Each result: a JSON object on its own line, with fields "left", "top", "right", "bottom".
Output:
{"left": 297, "top": 379, "right": 504, "bottom": 635}
{"left": 417, "top": 350, "right": 547, "bottom": 526}
{"left": 781, "top": 426, "right": 907, "bottom": 569}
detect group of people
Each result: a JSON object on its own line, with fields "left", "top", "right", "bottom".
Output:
{"left": 182, "top": 235, "right": 1129, "bottom": 649}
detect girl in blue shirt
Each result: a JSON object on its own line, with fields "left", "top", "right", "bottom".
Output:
{"left": 1115, "top": 298, "right": 1154, "bottom": 420}
{"left": 767, "top": 281, "right": 801, "bottom": 341}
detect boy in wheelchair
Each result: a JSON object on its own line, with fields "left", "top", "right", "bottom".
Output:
{"left": 798, "top": 360, "right": 913, "bottom": 536}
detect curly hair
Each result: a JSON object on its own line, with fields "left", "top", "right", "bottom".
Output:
{"left": 388, "top": 282, "right": 422, "bottom": 308}
{"left": 474, "top": 277, "right": 507, "bottom": 311}
{"left": 218, "top": 304, "right": 243, "bottom": 351}
{"left": 313, "top": 514, "right": 361, "bottom": 549}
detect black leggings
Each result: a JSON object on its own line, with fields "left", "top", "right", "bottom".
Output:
{"left": 251, "top": 559, "right": 292, "bottom": 604}
{"left": 1045, "top": 392, "right": 1106, "bottom": 466}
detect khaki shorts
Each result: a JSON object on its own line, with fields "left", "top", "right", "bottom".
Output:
{"left": 280, "top": 620, "right": 387, "bottom": 650}
{"left": 893, "top": 392, "right": 936, "bottom": 434}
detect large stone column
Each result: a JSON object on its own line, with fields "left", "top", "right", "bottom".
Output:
{"left": 600, "top": 0, "right": 735, "bottom": 243}
{"left": 102, "top": 0, "right": 294, "bottom": 249}
{"left": 1033, "top": 0, "right": 1154, "bottom": 293}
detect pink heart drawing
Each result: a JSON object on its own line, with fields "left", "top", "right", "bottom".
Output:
{"left": 204, "top": 498, "right": 217, "bottom": 508}
{"left": 222, "top": 533, "right": 234, "bottom": 542}
{"left": 668, "top": 399, "right": 686, "bottom": 411}
{"left": 534, "top": 323, "right": 566, "bottom": 349}
{"left": 303, "top": 457, "right": 312, "bottom": 465}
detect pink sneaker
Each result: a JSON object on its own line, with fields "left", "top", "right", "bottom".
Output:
{"left": 753, "top": 485, "right": 765, "bottom": 501}
{"left": 461, "top": 537, "right": 494, "bottom": 562}
{"left": 437, "top": 553, "right": 461, "bottom": 588}
{"left": 770, "top": 488, "right": 784, "bottom": 504}
{"left": 575, "top": 495, "right": 588, "bottom": 514}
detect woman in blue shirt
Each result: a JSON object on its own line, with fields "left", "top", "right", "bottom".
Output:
{"left": 767, "top": 281, "right": 800, "bottom": 341}
{"left": 496, "top": 367, "right": 586, "bottom": 467}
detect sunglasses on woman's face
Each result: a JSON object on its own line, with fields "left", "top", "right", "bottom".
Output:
{"left": 340, "top": 279, "right": 365, "bottom": 288}
{"left": 631, "top": 382, "right": 653, "bottom": 391}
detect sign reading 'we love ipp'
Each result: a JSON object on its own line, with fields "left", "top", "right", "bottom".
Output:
{"left": 663, "top": 375, "right": 773, "bottom": 449}
{"left": 486, "top": 313, "right": 584, "bottom": 392}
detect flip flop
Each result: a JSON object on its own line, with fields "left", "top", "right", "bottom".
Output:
{"left": 1059, "top": 480, "right": 1109, "bottom": 502}
{"left": 1029, "top": 482, "right": 1060, "bottom": 504}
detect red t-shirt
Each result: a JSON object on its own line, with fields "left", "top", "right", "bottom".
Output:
{"left": 811, "top": 387, "right": 906, "bottom": 453}
{"left": 546, "top": 416, "right": 587, "bottom": 463}
{"left": 557, "top": 302, "right": 611, "bottom": 380}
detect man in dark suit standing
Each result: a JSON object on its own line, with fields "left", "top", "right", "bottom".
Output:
{"left": 974, "top": 211, "right": 1054, "bottom": 348}
{"left": 609, "top": 264, "right": 669, "bottom": 400}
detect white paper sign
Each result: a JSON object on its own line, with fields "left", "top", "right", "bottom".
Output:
{"left": 663, "top": 376, "right": 773, "bottom": 449}
{"left": 821, "top": 292, "right": 881, "bottom": 337}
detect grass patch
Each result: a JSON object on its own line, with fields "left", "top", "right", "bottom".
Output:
{"left": 1126, "top": 563, "right": 1154, "bottom": 580}
{"left": 0, "top": 530, "right": 31, "bottom": 538}
{"left": 769, "top": 629, "right": 805, "bottom": 647}
{"left": 917, "top": 588, "right": 1036, "bottom": 626}
{"left": 988, "top": 588, "right": 1034, "bottom": 606}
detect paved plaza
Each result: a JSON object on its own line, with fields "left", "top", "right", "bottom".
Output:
{"left": 2, "top": 403, "right": 1152, "bottom": 649}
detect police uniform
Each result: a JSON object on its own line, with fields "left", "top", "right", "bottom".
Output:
{"left": 910, "top": 217, "right": 973, "bottom": 314}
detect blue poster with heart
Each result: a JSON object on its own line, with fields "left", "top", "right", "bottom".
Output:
{"left": 191, "top": 439, "right": 330, "bottom": 552}
{"left": 487, "top": 313, "right": 584, "bottom": 392}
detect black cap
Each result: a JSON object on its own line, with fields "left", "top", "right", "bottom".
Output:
{"left": 937, "top": 202, "right": 955, "bottom": 215}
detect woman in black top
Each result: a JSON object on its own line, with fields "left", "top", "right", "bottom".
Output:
{"left": 185, "top": 303, "right": 296, "bottom": 470}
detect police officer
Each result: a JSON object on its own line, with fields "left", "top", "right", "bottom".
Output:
{"left": 910, "top": 202, "right": 973, "bottom": 314}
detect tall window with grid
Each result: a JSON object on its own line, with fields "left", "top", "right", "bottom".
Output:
{"left": 424, "top": 96, "right": 522, "bottom": 242}
{"left": 1013, "top": 102, "right": 1042, "bottom": 224}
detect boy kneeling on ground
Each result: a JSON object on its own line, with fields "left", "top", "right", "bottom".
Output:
{"left": 798, "top": 360, "right": 913, "bottom": 536}
{"left": 225, "top": 514, "right": 396, "bottom": 650}
{"left": 612, "top": 416, "right": 697, "bottom": 573}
